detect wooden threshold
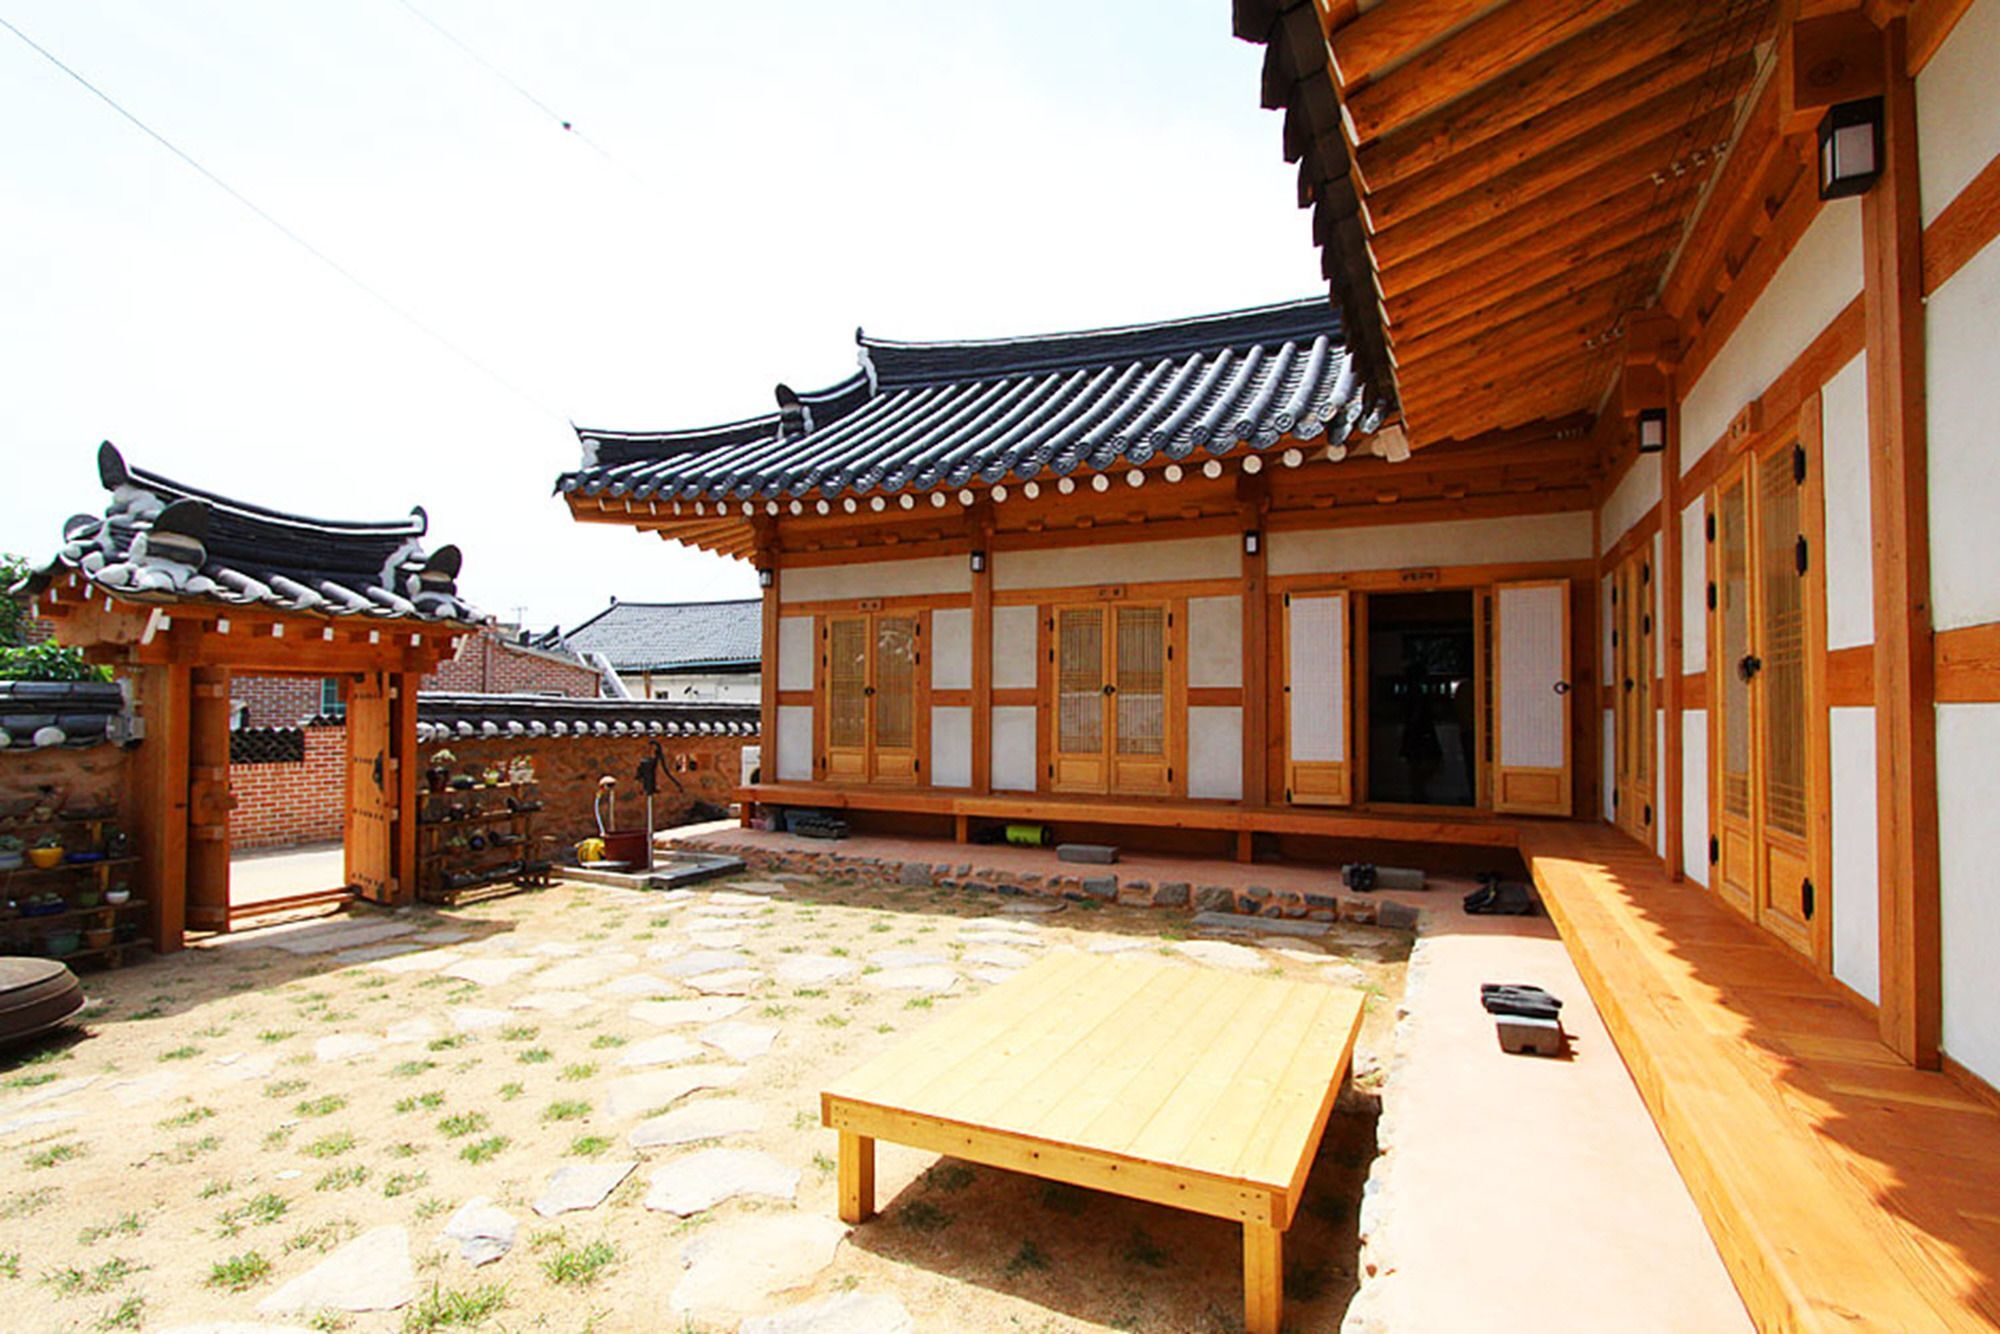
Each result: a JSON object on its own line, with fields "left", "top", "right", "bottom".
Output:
{"left": 1521, "top": 823, "right": 2000, "bottom": 1332}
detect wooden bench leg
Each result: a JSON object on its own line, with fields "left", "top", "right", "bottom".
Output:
{"left": 1243, "top": 1221, "right": 1283, "bottom": 1334}
{"left": 838, "top": 1130, "right": 875, "bottom": 1223}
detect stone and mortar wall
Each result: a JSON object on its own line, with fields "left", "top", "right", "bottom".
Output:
{"left": 0, "top": 741, "right": 129, "bottom": 822}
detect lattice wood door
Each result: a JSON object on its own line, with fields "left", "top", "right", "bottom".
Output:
{"left": 824, "top": 616, "right": 869, "bottom": 781}
{"left": 1284, "top": 591, "right": 1351, "bottom": 806}
{"left": 1492, "top": 580, "right": 1572, "bottom": 816}
{"left": 343, "top": 673, "right": 394, "bottom": 902}
{"left": 869, "top": 615, "right": 921, "bottom": 786}
{"left": 1612, "top": 551, "right": 1655, "bottom": 843}
{"left": 1710, "top": 471, "right": 1756, "bottom": 918}
{"left": 1110, "top": 605, "right": 1169, "bottom": 796}
{"left": 1052, "top": 606, "right": 1109, "bottom": 792}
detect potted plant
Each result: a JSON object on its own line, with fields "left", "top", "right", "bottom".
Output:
{"left": 0, "top": 835, "right": 23, "bottom": 871}
{"left": 481, "top": 766, "right": 503, "bottom": 788}
{"left": 427, "top": 749, "right": 456, "bottom": 794}
{"left": 27, "top": 835, "right": 65, "bottom": 870}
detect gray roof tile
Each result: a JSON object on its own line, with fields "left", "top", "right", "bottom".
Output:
{"left": 559, "top": 599, "right": 761, "bottom": 674}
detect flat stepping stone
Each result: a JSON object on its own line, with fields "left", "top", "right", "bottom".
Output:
{"left": 670, "top": 1212, "right": 847, "bottom": 1317}
{"left": 686, "top": 930, "right": 747, "bottom": 949}
{"left": 529, "top": 941, "right": 585, "bottom": 957}
{"left": 601, "top": 973, "right": 677, "bottom": 998}
{"left": 1262, "top": 941, "right": 1329, "bottom": 963}
{"left": 619, "top": 1034, "right": 706, "bottom": 1068}
{"left": 864, "top": 966, "right": 958, "bottom": 994}
{"left": 447, "top": 1006, "right": 510, "bottom": 1033}
{"left": 0, "top": 1108, "right": 75, "bottom": 1138}
{"left": 642, "top": 890, "right": 699, "bottom": 908}
{"left": 962, "top": 916, "right": 1042, "bottom": 932}
{"left": 534, "top": 954, "right": 638, "bottom": 989}
{"left": 644, "top": 1147, "right": 798, "bottom": 1216}
{"left": 314, "top": 1034, "right": 382, "bottom": 1063}
{"left": 741, "top": 1292, "right": 914, "bottom": 1334}
{"left": 257, "top": 1224, "right": 415, "bottom": 1314}
{"left": 699, "top": 1021, "right": 777, "bottom": 1062}
{"left": 412, "top": 929, "right": 471, "bottom": 944}
{"left": 333, "top": 942, "right": 422, "bottom": 964}
{"left": 645, "top": 941, "right": 685, "bottom": 961}
{"left": 870, "top": 949, "right": 947, "bottom": 969}
{"left": 370, "top": 949, "right": 463, "bottom": 975}
{"left": 1173, "top": 940, "right": 1263, "bottom": 971}
{"left": 444, "top": 957, "right": 540, "bottom": 987}
{"left": 383, "top": 1018, "right": 439, "bottom": 1045}
{"left": 212, "top": 1052, "right": 280, "bottom": 1084}
{"left": 775, "top": 955, "right": 859, "bottom": 985}
{"left": 630, "top": 997, "right": 748, "bottom": 1027}
{"left": 261, "top": 920, "right": 416, "bottom": 956}
{"left": 963, "top": 945, "right": 1031, "bottom": 968}
{"left": 106, "top": 1071, "right": 186, "bottom": 1106}
{"left": 441, "top": 1196, "right": 516, "bottom": 1266}
{"left": 511, "top": 991, "right": 596, "bottom": 1017}
{"left": 660, "top": 949, "right": 753, "bottom": 979}
{"left": 686, "top": 969, "right": 762, "bottom": 995}
{"left": 630, "top": 1097, "right": 764, "bottom": 1149}
{"left": 1, "top": 1074, "right": 97, "bottom": 1112}
{"left": 708, "top": 889, "right": 776, "bottom": 904}
{"left": 723, "top": 880, "right": 788, "bottom": 895}
{"left": 158, "top": 1325, "right": 314, "bottom": 1334}
{"left": 970, "top": 967, "right": 1023, "bottom": 986}
{"left": 1000, "top": 900, "right": 1064, "bottom": 915}
{"left": 688, "top": 905, "right": 758, "bottom": 920}
{"left": 1193, "top": 911, "right": 1329, "bottom": 939}
{"left": 605, "top": 1065, "right": 745, "bottom": 1118}
{"left": 1085, "top": 937, "right": 1149, "bottom": 954}
{"left": 532, "top": 1160, "right": 636, "bottom": 1217}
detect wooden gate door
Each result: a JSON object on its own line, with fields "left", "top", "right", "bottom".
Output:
{"left": 344, "top": 673, "right": 395, "bottom": 902}
{"left": 1284, "top": 590, "right": 1352, "bottom": 805}
{"left": 1492, "top": 580, "right": 1573, "bottom": 816}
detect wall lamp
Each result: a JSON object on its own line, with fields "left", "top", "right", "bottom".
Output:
{"left": 1636, "top": 408, "right": 1668, "bottom": 455}
{"left": 969, "top": 550, "right": 987, "bottom": 575}
{"left": 756, "top": 568, "right": 774, "bottom": 589}
{"left": 1817, "top": 97, "right": 1883, "bottom": 200}
{"left": 1243, "top": 531, "right": 1262, "bottom": 558}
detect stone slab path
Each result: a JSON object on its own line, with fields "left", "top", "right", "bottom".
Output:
{"left": 532, "top": 1161, "right": 636, "bottom": 1217}
{"left": 256, "top": 1225, "right": 415, "bottom": 1314}
{"left": 670, "top": 1213, "right": 847, "bottom": 1317}
{"left": 629, "top": 1097, "right": 764, "bottom": 1149}
{"left": 643, "top": 1147, "right": 799, "bottom": 1215}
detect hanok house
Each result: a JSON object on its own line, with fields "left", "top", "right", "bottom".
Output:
{"left": 556, "top": 596, "right": 762, "bottom": 702}
{"left": 565, "top": 0, "right": 2000, "bottom": 1322}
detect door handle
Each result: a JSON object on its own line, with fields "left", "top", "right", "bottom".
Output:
{"left": 1101, "top": 684, "right": 1117, "bottom": 696}
{"left": 863, "top": 686, "right": 876, "bottom": 697}
{"left": 1738, "top": 654, "right": 1762, "bottom": 682}
{"left": 1552, "top": 681, "right": 1571, "bottom": 695}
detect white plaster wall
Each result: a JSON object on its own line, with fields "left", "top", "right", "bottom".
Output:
{"left": 640, "top": 671, "right": 761, "bottom": 704}
{"left": 1938, "top": 702, "right": 2000, "bottom": 1088}
{"left": 781, "top": 555, "right": 970, "bottom": 602}
{"left": 991, "top": 706, "right": 1037, "bottom": 791}
{"left": 1187, "top": 707, "right": 1244, "bottom": 800}
{"left": 1820, "top": 355, "right": 1875, "bottom": 650}
{"left": 1188, "top": 595, "right": 1242, "bottom": 688}
{"left": 1681, "top": 711, "right": 1708, "bottom": 889}
{"left": 1680, "top": 200, "right": 1864, "bottom": 463}
{"left": 1925, "top": 235, "right": 2000, "bottom": 631}
{"left": 776, "top": 705, "right": 812, "bottom": 782}
{"left": 1681, "top": 501, "right": 1706, "bottom": 674}
{"left": 1916, "top": 0, "right": 2000, "bottom": 226}
{"left": 1652, "top": 533, "right": 1664, "bottom": 679}
{"left": 994, "top": 535, "right": 1237, "bottom": 590}
{"left": 930, "top": 706, "right": 971, "bottom": 788}
{"left": 1267, "top": 510, "right": 1591, "bottom": 576}
{"left": 776, "top": 616, "right": 814, "bottom": 692}
{"left": 1599, "top": 455, "right": 1661, "bottom": 555}
{"left": 1830, "top": 706, "right": 1880, "bottom": 1004}
{"left": 931, "top": 609, "right": 971, "bottom": 691}
{"left": 992, "top": 605, "right": 1039, "bottom": 690}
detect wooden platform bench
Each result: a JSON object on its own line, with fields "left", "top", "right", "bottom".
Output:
{"left": 820, "top": 950, "right": 1365, "bottom": 1334}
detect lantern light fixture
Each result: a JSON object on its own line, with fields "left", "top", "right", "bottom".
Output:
{"left": 969, "top": 550, "right": 987, "bottom": 574}
{"left": 757, "top": 568, "right": 774, "bottom": 589}
{"left": 1243, "top": 531, "right": 1262, "bottom": 557}
{"left": 1816, "top": 97, "right": 1883, "bottom": 200}
{"left": 1636, "top": 408, "right": 1668, "bottom": 454}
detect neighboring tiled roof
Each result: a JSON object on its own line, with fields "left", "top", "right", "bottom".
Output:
{"left": 560, "top": 298, "right": 1374, "bottom": 504}
{"left": 412, "top": 693, "right": 758, "bottom": 743}
{"left": 18, "top": 443, "right": 481, "bottom": 624}
{"left": 0, "top": 681, "right": 131, "bottom": 750}
{"left": 558, "top": 599, "right": 762, "bottom": 673}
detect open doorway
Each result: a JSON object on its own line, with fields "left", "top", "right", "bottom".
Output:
{"left": 1364, "top": 590, "right": 1478, "bottom": 807}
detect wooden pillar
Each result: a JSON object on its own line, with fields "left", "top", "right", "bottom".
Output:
{"left": 390, "top": 669, "right": 422, "bottom": 904}
{"left": 1243, "top": 1221, "right": 1284, "bottom": 1334}
{"left": 758, "top": 550, "right": 780, "bottom": 815}
{"left": 1661, "top": 374, "right": 1685, "bottom": 880}
{"left": 129, "top": 662, "right": 192, "bottom": 952}
{"left": 837, "top": 1130, "right": 875, "bottom": 1223}
{"left": 1863, "top": 18, "right": 1941, "bottom": 1068}
{"left": 185, "top": 664, "right": 233, "bottom": 932}
{"left": 971, "top": 520, "right": 994, "bottom": 796}
{"left": 1240, "top": 489, "right": 1271, "bottom": 813}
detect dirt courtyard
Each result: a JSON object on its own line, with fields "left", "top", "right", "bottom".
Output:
{"left": 0, "top": 870, "right": 1404, "bottom": 1332}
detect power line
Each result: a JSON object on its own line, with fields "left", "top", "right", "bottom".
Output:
{"left": 0, "top": 11, "right": 564, "bottom": 422}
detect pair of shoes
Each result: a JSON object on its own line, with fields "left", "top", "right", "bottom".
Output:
{"left": 1481, "top": 982, "right": 1561, "bottom": 1021}
{"left": 1343, "top": 863, "right": 1378, "bottom": 893}
{"left": 1463, "top": 882, "right": 1538, "bottom": 915}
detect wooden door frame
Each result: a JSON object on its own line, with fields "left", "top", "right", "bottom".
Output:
{"left": 1043, "top": 595, "right": 1177, "bottom": 798}
{"left": 813, "top": 609, "right": 930, "bottom": 787}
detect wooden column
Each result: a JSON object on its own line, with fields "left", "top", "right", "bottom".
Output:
{"left": 1661, "top": 374, "right": 1685, "bottom": 880}
{"left": 1863, "top": 19, "right": 1941, "bottom": 1068}
{"left": 185, "top": 664, "right": 233, "bottom": 932}
{"left": 390, "top": 669, "right": 422, "bottom": 903}
{"left": 129, "top": 661, "right": 192, "bottom": 952}
{"left": 1239, "top": 490, "right": 1271, "bottom": 851}
{"left": 758, "top": 552, "right": 780, "bottom": 816}
{"left": 971, "top": 519, "right": 995, "bottom": 796}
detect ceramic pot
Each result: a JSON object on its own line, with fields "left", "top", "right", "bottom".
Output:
{"left": 105, "top": 888, "right": 131, "bottom": 905}
{"left": 27, "top": 847, "right": 64, "bottom": 870}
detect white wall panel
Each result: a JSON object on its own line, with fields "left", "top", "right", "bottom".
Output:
{"left": 1939, "top": 702, "right": 2000, "bottom": 1088}
{"left": 930, "top": 706, "right": 971, "bottom": 788}
{"left": 1287, "top": 594, "right": 1346, "bottom": 762}
{"left": 1497, "top": 582, "right": 1566, "bottom": 768}
{"left": 1926, "top": 235, "right": 2000, "bottom": 630}
{"left": 776, "top": 616, "right": 814, "bottom": 692}
{"left": 1187, "top": 706, "right": 1244, "bottom": 800}
{"left": 1187, "top": 595, "right": 1242, "bottom": 688}
{"left": 1681, "top": 201, "right": 1864, "bottom": 464}
{"left": 994, "top": 535, "right": 1237, "bottom": 590}
{"left": 1599, "top": 455, "right": 1661, "bottom": 554}
{"left": 1820, "top": 355, "right": 1875, "bottom": 650}
{"left": 990, "top": 706, "right": 1037, "bottom": 791}
{"left": 776, "top": 705, "right": 813, "bottom": 781}
{"left": 1681, "top": 502, "right": 1707, "bottom": 675}
{"left": 1830, "top": 706, "right": 1880, "bottom": 1004}
{"left": 1916, "top": 0, "right": 2000, "bottom": 225}
{"left": 1681, "top": 710, "right": 1708, "bottom": 888}
{"left": 1601, "top": 711, "right": 1616, "bottom": 823}
{"left": 782, "top": 556, "right": 969, "bottom": 602}
{"left": 1652, "top": 533, "right": 1664, "bottom": 678}
{"left": 992, "top": 605, "right": 1039, "bottom": 690}
{"left": 1268, "top": 511, "right": 1591, "bottom": 576}
{"left": 930, "top": 609, "right": 972, "bottom": 691}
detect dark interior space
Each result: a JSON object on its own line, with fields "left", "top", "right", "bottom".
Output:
{"left": 1366, "top": 590, "right": 1478, "bottom": 807}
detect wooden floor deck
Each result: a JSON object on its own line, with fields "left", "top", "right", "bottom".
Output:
{"left": 1522, "top": 823, "right": 2000, "bottom": 1332}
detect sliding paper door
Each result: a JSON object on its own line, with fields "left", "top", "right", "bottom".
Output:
{"left": 1284, "top": 591, "right": 1351, "bottom": 806}
{"left": 1493, "top": 580, "right": 1572, "bottom": 816}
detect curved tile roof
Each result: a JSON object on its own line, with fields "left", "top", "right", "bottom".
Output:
{"left": 18, "top": 443, "right": 481, "bottom": 625}
{"left": 560, "top": 598, "right": 761, "bottom": 674}
{"left": 561, "top": 298, "right": 1372, "bottom": 505}
{"left": 412, "top": 693, "right": 758, "bottom": 743}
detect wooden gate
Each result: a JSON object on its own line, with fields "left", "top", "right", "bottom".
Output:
{"left": 344, "top": 673, "right": 395, "bottom": 902}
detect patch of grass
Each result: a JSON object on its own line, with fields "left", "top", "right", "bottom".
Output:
{"left": 412, "top": 1197, "right": 448, "bottom": 1220}
{"left": 904, "top": 996, "right": 934, "bottom": 1010}
{"left": 426, "top": 1036, "right": 465, "bottom": 1052}
{"left": 156, "top": 1105, "right": 215, "bottom": 1129}
{"left": 310, "top": 1309, "right": 354, "bottom": 1331}
{"left": 1040, "top": 1182, "right": 1088, "bottom": 1217}
{"left": 196, "top": 1178, "right": 234, "bottom": 1200}
{"left": 812, "top": 1151, "right": 836, "bottom": 1176}
{"left": 77, "top": 1213, "right": 144, "bottom": 1245}
{"left": 1004, "top": 1240, "right": 1049, "bottom": 1277}
{"left": 926, "top": 1162, "right": 975, "bottom": 1192}
{"left": 302, "top": 1131, "right": 357, "bottom": 1158}
{"left": 387, "top": 1141, "right": 419, "bottom": 1159}
{"left": 26, "top": 1141, "right": 83, "bottom": 1170}
{"left": 315, "top": 1164, "right": 370, "bottom": 1192}
{"left": 516, "top": 1047, "right": 553, "bottom": 1065}
{"left": 296, "top": 1094, "right": 348, "bottom": 1118}
{"left": 157, "top": 1044, "right": 201, "bottom": 1062}
{"left": 557, "top": 1062, "right": 596, "bottom": 1082}
{"left": 395, "top": 1091, "right": 447, "bottom": 1113}
{"left": 792, "top": 987, "right": 828, "bottom": 999}
{"left": 588, "top": 1034, "right": 625, "bottom": 1049}
{"left": 541, "top": 1100, "right": 590, "bottom": 1123}
{"left": 498, "top": 1025, "right": 539, "bottom": 1042}
{"left": 459, "top": 1135, "right": 509, "bottom": 1164}
{"left": 876, "top": 1022, "right": 896, "bottom": 1034}
{"left": 264, "top": 1077, "right": 309, "bottom": 1099}
{"left": 566, "top": 1135, "right": 611, "bottom": 1157}
{"left": 3, "top": 1071, "right": 58, "bottom": 1089}
{"left": 816, "top": 1014, "right": 850, "bottom": 1029}
{"left": 263, "top": 1127, "right": 294, "bottom": 1150}
{"left": 390, "top": 1060, "right": 436, "bottom": 1078}
{"left": 401, "top": 1280, "right": 509, "bottom": 1331}
{"left": 163, "top": 1134, "right": 221, "bottom": 1164}
{"left": 0, "top": 1187, "right": 54, "bottom": 1218}
{"left": 43, "top": 1256, "right": 144, "bottom": 1296}
{"left": 437, "top": 1111, "right": 488, "bottom": 1139}
{"left": 284, "top": 1220, "right": 358, "bottom": 1255}
{"left": 497, "top": 1082, "right": 523, "bottom": 1101}
{"left": 0, "top": 1250, "right": 17, "bottom": 1279}
{"left": 1122, "top": 1228, "right": 1168, "bottom": 1269}
{"left": 94, "top": 1293, "right": 145, "bottom": 1330}
{"left": 759, "top": 1003, "right": 793, "bottom": 1019}
{"left": 540, "top": 1240, "right": 617, "bottom": 1287}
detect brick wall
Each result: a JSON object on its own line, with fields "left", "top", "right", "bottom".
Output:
{"left": 228, "top": 723, "right": 344, "bottom": 850}
{"left": 426, "top": 631, "right": 600, "bottom": 697}
{"left": 232, "top": 677, "right": 321, "bottom": 728}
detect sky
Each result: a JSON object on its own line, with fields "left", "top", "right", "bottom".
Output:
{"left": 1, "top": 1, "right": 1321, "bottom": 630}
